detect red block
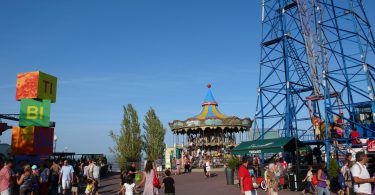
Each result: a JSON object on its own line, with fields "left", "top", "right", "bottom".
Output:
{"left": 34, "top": 127, "right": 54, "bottom": 155}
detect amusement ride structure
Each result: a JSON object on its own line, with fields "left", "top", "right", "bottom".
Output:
{"left": 253, "top": 0, "right": 375, "bottom": 165}
{"left": 169, "top": 85, "right": 252, "bottom": 165}
{"left": 0, "top": 114, "right": 19, "bottom": 135}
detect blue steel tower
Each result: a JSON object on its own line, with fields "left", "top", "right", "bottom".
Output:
{"left": 253, "top": 0, "right": 375, "bottom": 164}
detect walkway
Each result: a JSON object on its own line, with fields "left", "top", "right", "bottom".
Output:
{"left": 98, "top": 172, "right": 301, "bottom": 195}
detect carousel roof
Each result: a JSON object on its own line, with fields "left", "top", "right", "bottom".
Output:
{"left": 193, "top": 84, "right": 227, "bottom": 120}
{"left": 169, "top": 84, "right": 252, "bottom": 133}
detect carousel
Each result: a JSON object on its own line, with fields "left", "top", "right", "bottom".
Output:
{"left": 169, "top": 84, "right": 252, "bottom": 167}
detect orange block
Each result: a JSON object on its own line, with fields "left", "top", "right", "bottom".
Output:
{"left": 16, "top": 72, "right": 39, "bottom": 100}
{"left": 16, "top": 71, "right": 57, "bottom": 102}
{"left": 12, "top": 126, "right": 34, "bottom": 155}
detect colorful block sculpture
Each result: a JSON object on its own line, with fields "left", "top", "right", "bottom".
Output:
{"left": 11, "top": 126, "right": 54, "bottom": 155}
{"left": 19, "top": 99, "right": 51, "bottom": 127}
{"left": 16, "top": 71, "right": 58, "bottom": 102}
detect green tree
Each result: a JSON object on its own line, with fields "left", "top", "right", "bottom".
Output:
{"left": 109, "top": 104, "right": 143, "bottom": 169}
{"left": 143, "top": 107, "right": 166, "bottom": 161}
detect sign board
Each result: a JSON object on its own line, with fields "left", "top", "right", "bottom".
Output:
{"left": 16, "top": 71, "right": 57, "bottom": 102}
{"left": 12, "top": 126, "right": 54, "bottom": 155}
{"left": 368, "top": 140, "right": 375, "bottom": 152}
{"left": 19, "top": 99, "right": 51, "bottom": 127}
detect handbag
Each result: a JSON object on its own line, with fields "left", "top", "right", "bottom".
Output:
{"left": 153, "top": 170, "right": 161, "bottom": 189}
{"left": 135, "top": 173, "right": 141, "bottom": 182}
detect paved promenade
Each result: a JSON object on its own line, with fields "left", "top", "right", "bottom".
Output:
{"left": 98, "top": 171, "right": 301, "bottom": 195}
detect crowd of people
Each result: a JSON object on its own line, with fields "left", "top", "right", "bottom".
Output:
{"left": 119, "top": 160, "right": 175, "bottom": 195}
{"left": 236, "top": 151, "right": 375, "bottom": 195}
{"left": 0, "top": 157, "right": 106, "bottom": 195}
{"left": 300, "top": 151, "right": 375, "bottom": 195}
{"left": 235, "top": 151, "right": 373, "bottom": 195}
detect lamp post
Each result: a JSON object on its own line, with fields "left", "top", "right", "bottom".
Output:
{"left": 53, "top": 135, "right": 57, "bottom": 153}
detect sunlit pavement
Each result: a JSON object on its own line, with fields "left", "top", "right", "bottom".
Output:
{"left": 98, "top": 171, "right": 303, "bottom": 195}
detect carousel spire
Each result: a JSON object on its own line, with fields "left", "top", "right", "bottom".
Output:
{"left": 193, "top": 84, "right": 226, "bottom": 119}
{"left": 203, "top": 84, "right": 217, "bottom": 106}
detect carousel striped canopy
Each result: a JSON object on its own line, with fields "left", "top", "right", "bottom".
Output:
{"left": 169, "top": 84, "right": 252, "bottom": 133}
{"left": 193, "top": 85, "right": 227, "bottom": 120}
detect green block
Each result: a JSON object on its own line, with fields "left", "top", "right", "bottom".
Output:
{"left": 19, "top": 99, "right": 51, "bottom": 127}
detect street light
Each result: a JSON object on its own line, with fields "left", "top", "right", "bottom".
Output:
{"left": 53, "top": 135, "right": 58, "bottom": 153}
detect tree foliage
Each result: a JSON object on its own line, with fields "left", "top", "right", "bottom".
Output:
{"left": 143, "top": 107, "right": 166, "bottom": 161}
{"left": 109, "top": 104, "right": 143, "bottom": 169}
{"left": 328, "top": 158, "right": 339, "bottom": 178}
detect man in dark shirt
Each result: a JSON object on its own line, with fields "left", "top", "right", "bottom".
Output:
{"left": 127, "top": 162, "right": 137, "bottom": 182}
{"left": 162, "top": 169, "right": 175, "bottom": 195}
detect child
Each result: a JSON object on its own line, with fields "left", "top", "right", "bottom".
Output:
{"left": 301, "top": 165, "right": 315, "bottom": 195}
{"left": 120, "top": 177, "right": 136, "bottom": 195}
{"left": 338, "top": 161, "right": 349, "bottom": 195}
{"left": 85, "top": 178, "right": 95, "bottom": 195}
{"left": 161, "top": 169, "right": 175, "bottom": 195}
{"left": 71, "top": 173, "right": 79, "bottom": 195}
{"left": 263, "top": 166, "right": 268, "bottom": 191}
{"left": 249, "top": 167, "right": 258, "bottom": 195}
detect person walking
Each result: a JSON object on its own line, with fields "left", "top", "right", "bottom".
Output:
{"left": 0, "top": 160, "right": 14, "bottom": 195}
{"left": 39, "top": 163, "right": 50, "bottom": 195}
{"left": 138, "top": 160, "right": 159, "bottom": 195}
{"left": 120, "top": 177, "right": 136, "bottom": 195}
{"left": 128, "top": 162, "right": 137, "bottom": 182}
{"left": 50, "top": 160, "right": 60, "bottom": 194}
{"left": 92, "top": 161, "right": 101, "bottom": 187}
{"left": 157, "top": 158, "right": 163, "bottom": 177}
{"left": 161, "top": 170, "right": 175, "bottom": 195}
{"left": 350, "top": 151, "right": 375, "bottom": 195}
{"left": 317, "top": 162, "right": 330, "bottom": 195}
{"left": 31, "top": 165, "right": 41, "bottom": 195}
{"left": 171, "top": 158, "right": 177, "bottom": 176}
{"left": 238, "top": 156, "right": 253, "bottom": 195}
{"left": 301, "top": 165, "right": 315, "bottom": 195}
{"left": 17, "top": 165, "right": 33, "bottom": 195}
{"left": 338, "top": 161, "right": 349, "bottom": 195}
{"left": 204, "top": 155, "right": 211, "bottom": 178}
{"left": 175, "top": 157, "right": 181, "bottom": 175}
{"left": 59, "top": 160, "right": 74, "bottom": 195}
{"left": 267, "top": 163, "right": 279, "bottom": 195}
{"left": 71, "top": 173, "right": 79, "bottom": 195}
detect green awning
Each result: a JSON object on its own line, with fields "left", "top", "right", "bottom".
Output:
{"left": 231, "top": 137, "right": 303, "bottom": 155}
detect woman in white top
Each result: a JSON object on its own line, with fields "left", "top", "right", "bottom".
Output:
{"left": 138, "top": 160, "right": 159, "bottom": 195}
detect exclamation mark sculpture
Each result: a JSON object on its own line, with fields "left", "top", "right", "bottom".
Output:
{"left": 12, "top": 71, "right": 57, "bottom": 156}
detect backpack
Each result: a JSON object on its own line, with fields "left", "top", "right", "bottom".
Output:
{"left": 312, "top": 174, "right": 318, "bottom": 185}
{"left": 338, "top": 172, "right": 345, "bottom": 189}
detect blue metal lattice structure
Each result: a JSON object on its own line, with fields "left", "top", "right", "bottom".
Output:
{"left": 253, "top": 0, "right": 375, "bottom": 164}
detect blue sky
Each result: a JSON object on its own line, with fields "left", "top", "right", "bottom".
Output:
{"left": 0, "top": 0, "right": 375, "bottom": 155}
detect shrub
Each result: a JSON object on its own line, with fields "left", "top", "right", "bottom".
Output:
{"left": 328, "top": 158, "right": 339, "bottom": 178}
{"left": 227, "top": 156, "right": 240, "bottom": 170}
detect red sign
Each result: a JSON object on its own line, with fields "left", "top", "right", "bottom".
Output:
{"left": 368, "top": 140, "right": 375, "bottom": 152}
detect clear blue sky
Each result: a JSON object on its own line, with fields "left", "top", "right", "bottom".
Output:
{"left": 0, "top": 0, "right": 374, "bottom": 155}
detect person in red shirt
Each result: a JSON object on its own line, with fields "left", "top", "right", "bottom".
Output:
{"left": 350, "top": 127, "right": 361, "bottom": 145}
{"left": 0, "top": 160, "right": 14, "bottom": 195}
{"left": 238, "top": 156, "right": 253, "bottom": 195}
